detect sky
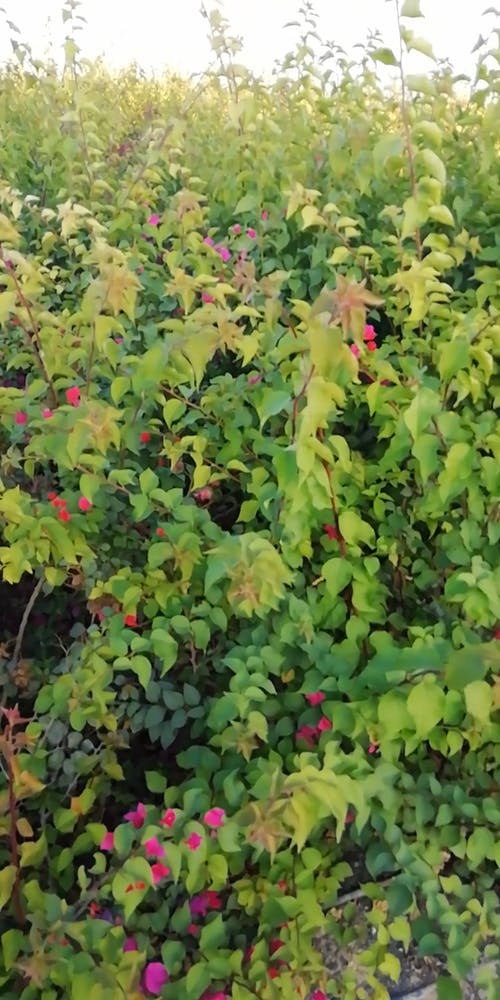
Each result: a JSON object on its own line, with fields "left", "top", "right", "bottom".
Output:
{"left": 0, "top": 1, "right": 494, "bottom": 80}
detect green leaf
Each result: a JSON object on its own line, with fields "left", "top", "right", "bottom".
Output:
{"left": 419, "top": 148, "right": 446, "bottom": 186}
{"left": 19, "top": 832, "right": 47, "bottom": 869}
{"left": 254, "top": 389, "right": 290, "bottom": 429}
{"left": 401, "top": 0, "right": 423, "bottom": 16}
{"left": 412, "top": 433, "right": 440, "bottom": 482}
{"left": 371, "top": 47, "right": 398, "bottom": 65}
{"left": 339, "top": 510, "right": 375, "bottom": 548}
{"left": 0, "top": 866, "right": 16, "bottom": 910}
{"left": 437, "top": 977, "right": 462, "bottom": 1000}
{"left": 406, "top": 74, "right": 435, "bottom": 96}
{"left": 199, "top": 913, "right": 226, "bottom": 952}
{"left": 1, "top": 928, "right": 24, "bottom": 970}
{"left": 464, "top": 680, "right": 492, "bottom": 723}
{"left": 129, "top": 655, "right": 152, "bottom": 689}
{"left": 444, "top": 646, "right": 489, "bottom": 690}
{"left": 438, "top": 338, "right": 469, "bottom": 380}
{"left": 145, "top": 771, "right": 167, "bottom": 794}
{"left": 322, "top": 558, "right": 353, "bottom": 598}
{"left": 407, "top": 679, "right": 445, "bottom": 738}
{"left": 373, "top": 134, "right": 405, "bottom": 172}
{"left": 234, "top": 193, "right": 259, "bottom": 214}
{"left": 403, "top": 388, "right": 441, "bottom": 439}
{"left": 428, "top": 204, "right": 455, "bottom": 227}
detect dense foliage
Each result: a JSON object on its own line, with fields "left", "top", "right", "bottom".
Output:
{"left": 0, "top": 2, "right": 499, "bottom": 998}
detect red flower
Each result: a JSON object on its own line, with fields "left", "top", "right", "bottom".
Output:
{"left": 317, "top": 716, "right": 332, "bottom": 732}
{"left": 47, "top": 492, "right": 57, "bottom": 501}
{"left": 89, "top": 901, "right": 100, "bottom": 917}
{"left": 78, "top": 497, "right": 92, "bottom": 512}
{"left": 295, "top": 724, "right": 318, "bottom": 748}
{"left": 124, "top": 614, "right": 138, "bottom": 628}
{"left": 184, "top": 832, "right": 202, "bottom": 851}
{"left": 324, "top": 524, "right": 339, "bottom": 541}
{"left": 140, "top": 431, "right": 151, "bottom": 443}
{"left": 367, "top": 341, "right": 377, "bottom": 352}
{"left": 15, "top": 411, "right": 28, "bottom": 425}
{"left": 156, "top": 528, "right": 165, "bottom": 537}
{"left": 305, "top": 691, "right": 325, "bottom": 706}
{"left": 269, "top": 939, "right": 285, "bottom": 955}
{"left": 268, "top": 967, "right": 281, "bottom": 980}
{"left": 151, "top": 861, "right": 170, "bottom": 884}
{"left": 58, "top": 508, "right": 71, "bottom": 523}
{"left": 495, "top": 630, "right": 500, "bottom": 639}
{"left": 65, "top": 386, "right": 81, "bottom": 407}
{"left": 159, "top": 808, "right": 176, "bottom": 828}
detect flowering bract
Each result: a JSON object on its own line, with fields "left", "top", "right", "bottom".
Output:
{"left": 203, "top": 807, "right": 225, "bottom": 828}
{"left": 65, "top": 385, "right": 80, "bottom": 407}
{"left": 142, "top": 962, "right": 169, "bottom": 995}
{"left": 184, "top": 832, "right": 202, "bottom": 851}
{"left": 124, "top": 802, "right": 146, "bottom": 828}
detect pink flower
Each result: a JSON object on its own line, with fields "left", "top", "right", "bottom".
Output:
{"left": 42, "top": 408, "right": 53, "bottom": 419}
{"left": 144, "top": 837, "right": 166, "bottom": 858}
{"left": 324, "top": 524, "right": 339, "bottom": 541}
{"left": 364, "top": 324, "right": 376, "bottom": 342}
{"left": 159, "top": 808, "right": 176, "bottom": 828}
{"left": 189, "top": 890, "right": 221, "bottom": 915}
{"left": 100, "top": 831, "right": 115, "bottom": 851}
{"left": 247, "top": 228, "right": 256, "bottom": 239}
{"left": 215, "top": 244, "right": 231, "bottom": 262}
{"left": 305, "top": 692, "right": 325, "bottom": 706}
{"left": 124, "top": 802, "right": 146, "bottom": 829}
{"left": 350, "top": 344, "right": 360, "bottom": 358}
{"left": 184, "top": 832, "right": 202, "bottom": 851}
{"left": 261, "top": 210, "right": 269, "bottom": 220}
{"left": 151, "top": 861, "right": 170, "bottom": 883}
{"left": 142, "top": 962, "right": 169, "bottom": 995}
{"left": 123, "top": 936, "right": 138, "bottom": 952}
{"left": 203, "top": 807, "right": 225, "bottom": 828}
{"left": 15, "top": 411, "right": 28, "bottom": 425}
{"left": 232, "top": 223, "right": 241, "bottom": 234}
{"left": 317, "top": 716, "right": 332, "bottom": 732}
{"left": 295, "top": 724, "right": 318, "bottom": 748}
{"left": 78, "top": 497, "right": 92, "bottom": 512}
{"left": 203, "top": 236, "right": 215, "bottom": 246}
{"left": 65, "top": 385, "right": 80, "bottom": 407}
{"left": 312, "top": 992, "right": 327, "bottom": 1000}
{"left": 201, "top": 291, "right": 214, "bottom": 303}
{"left": 148, "top": 214, "right": 160, "bottom": 226}
{"left": 367, "top": 341, "right": 377, "bottom": 352}
{"left": 368, "top": 742, "right": 378, "bottom": 755}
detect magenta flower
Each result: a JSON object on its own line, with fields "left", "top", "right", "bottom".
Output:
{"left": 312, "top": 992, "right": 327, "bottom": 1000}
{"left": 189, "top": 894, "right": 208, "bottom": 916}
{"left": 364, "top": 324, "right": 376, "bottom": 342}
{"left": 100, "top": 831, "right": 114, "bottom": 851}
{"left": 151, "top": 861, "right": 170, "bottom": 884}
{"left": 148, "top": 214, "right": 160, "bottom": 226}
{"left": 42, "top": 408, "right": 53, "bottom": 419}
{"left": 78, "top": 497, "right": 92, "bottom": 512}
{"left": 144, "top": 837, "right": 166, "bottom": 858}
{"left": 203, "top": 236, "right": 214, "bottom": 246}
{"left": 350, "top": 344, "right": 360, "bottom": 358}
{"left": 201, "top": 291, "right": 214, "bottom": 303}
{"left": 123, "top": 936, "right": 138, "bottom": 952}
{"left": 142, "top": 962, "right": 169, "bottom": 995}
{"left": 215, "top": 244, "right": 231, "bottom": 262}
{"left": 184, "top": 832, "right": 202, "bottom": 851}
{"left": 232, "top": 223, "right": 241, "bottom": 234}
{"left": 65, "top": 385, "right": 81, "bottom": 407}
{"left": 124, "top": 802, "right": 147, "bottom": 829}
{"left": 203, "top": 807, "right": 225, "bottom": 828}
{"left": 295, "top": 724, "right": 318, "bottom": 748}
{"left": 247, "top": 228, "right": 256, "bottom": 239}
{"left": 368, "top": 742, "right": 378, "bottom": 754}
{"left": 15, "top": 411, "right": 28, "bottom": 425}
{"left": 305, "top": 692, "right": 325, "bottom": 706}
{"left": 317, "top": 716, "right": 332, "bottom": 732}
{"left": 159, "top": 808, "right": 176, "bottom": 828}
{"left": 261, "top": 210, "right": 269, "bottom": 220}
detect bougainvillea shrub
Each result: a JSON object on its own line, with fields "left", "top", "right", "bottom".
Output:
{"left": 0, "top": 2, "right": 499, "bottom": 998}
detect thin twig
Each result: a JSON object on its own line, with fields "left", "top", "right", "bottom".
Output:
{"left": 11, "top": 575, "right": 44, "bottom": 672}
{"left": 291, "top": 364, "right": 316, "bottom": 439}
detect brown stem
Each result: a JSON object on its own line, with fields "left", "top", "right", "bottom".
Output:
{"left": 0, "top": 251, "right": 58, "bottom": 407}
{"left": 6, "top": 740, "right": 25, "bottom": 925}
{"left": 317, "top": 429, "right": 347, "bottom": 559}
{"left": 291, "top": 364, "right": 316, "bottom": 439}
{"left": 11, "top": 575, "right": 44, "bottom": 673}
{"left": 395, "top": 0, "right": 422, "bottom": 261}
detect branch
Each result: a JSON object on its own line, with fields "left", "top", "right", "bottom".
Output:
{"left": 11, "top": 575, "right": 44, "bottom": 672}
{"left": 0, "top": 251, "right": 58, "bottom": 407}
